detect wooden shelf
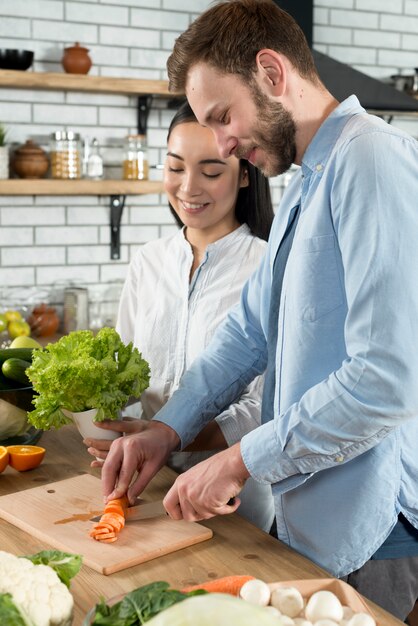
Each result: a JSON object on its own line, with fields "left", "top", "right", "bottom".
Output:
{"left": 0, "top": 179, "right": 164, "bottom": 196}
{"left": 0, "top": 69, "right": 171, "bottom": 96}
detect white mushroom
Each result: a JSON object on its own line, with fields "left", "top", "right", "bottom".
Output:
{"left": 294, "top": 618, "right": 313, "bottom": 626}
{"left": 278, "top": 616, "right": 297, "bottom": 626}
{"left": 271, "top": 587, "right": 305, "bottom": 618}
{"left": 314, "top": 619, "right": 341, "bottom": 626}
{"left": 239, "top": 578, "right": 271, "bottom": 606}
{"left": 305, "top": 591, "right": 344, "bottom": 623}
{"left": 347, "top": 613, "right": 376, "bottom": 626}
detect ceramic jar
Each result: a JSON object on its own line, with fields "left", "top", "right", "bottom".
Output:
{"left": 11, "top": 140, "right": 49, "bottom": 179}
{"left": 27, "top": 303, "right": 60, "bottom": 337}
{"left": 61, "top": 42, "right": 92, "bottom": 75}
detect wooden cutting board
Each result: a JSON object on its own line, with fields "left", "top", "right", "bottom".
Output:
{"left": 0, "top": 473, "right": 212, "bottom": 575}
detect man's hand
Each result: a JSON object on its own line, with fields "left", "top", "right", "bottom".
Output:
{"left": 83, "top": 418, "right": 147, "bottom": 467}
{"left": 101, "top": 420, "right": 180, "bottom": 505}
{"left": 163, "top": 442, "right": 250, "bottom": 521}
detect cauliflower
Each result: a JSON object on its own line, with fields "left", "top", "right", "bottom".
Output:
{"left": 0, "top": 551, "right": 74, "bottom": 626}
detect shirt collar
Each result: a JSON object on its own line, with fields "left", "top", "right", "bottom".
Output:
{"left": 179, "top": 223, "right": 251, "bottom": 252}
{"left": 301, "top": 95, "right": 365, "bottom": 178}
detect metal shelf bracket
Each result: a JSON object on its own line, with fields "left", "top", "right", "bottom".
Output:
{"left": 137, "top": 95, "right": 153, "bottom": 135}
{"left": 110, "top": 195, "right": 126, "bottom": 260}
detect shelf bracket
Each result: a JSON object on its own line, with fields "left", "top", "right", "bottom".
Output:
{"left": 137, "top": 95, "right": 153, "bottom": 135}
{"left": 110, "top": 195, "right": 126, "bottom": 260}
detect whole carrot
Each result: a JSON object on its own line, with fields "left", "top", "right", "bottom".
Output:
{"left": 181, "top": 575, "right": 255, "bottom": 596}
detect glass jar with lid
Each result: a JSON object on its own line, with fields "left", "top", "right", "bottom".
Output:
{"left": 123, "top": 134, "right": 149, "bottom": 180}
{"left": 50, "top": 130, "right": 82, "bottom": 179}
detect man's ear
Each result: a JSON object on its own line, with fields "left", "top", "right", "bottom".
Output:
{"left": 255, "top": 49, "right": 286, "bottom": 97}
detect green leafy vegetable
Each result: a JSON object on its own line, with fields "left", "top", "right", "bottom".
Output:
{"left": 0, "top": 593, "right": 31, "bottom": 626}
{"left": 26, "top": 328, "right": 150, "bottom": 430}
{"left": 91, "top": 581, "right": 207, "bottom": 625}
{"left": 23, "top": 550, "right": 82, "bottom": 588}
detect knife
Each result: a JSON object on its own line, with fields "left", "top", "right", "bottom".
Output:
{"left": 90, "top": 500, "right": 167, "bottom": 523}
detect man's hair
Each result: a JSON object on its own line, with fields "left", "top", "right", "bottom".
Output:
{"left": 167, "top": 0, "right": 319, "bottom": 93}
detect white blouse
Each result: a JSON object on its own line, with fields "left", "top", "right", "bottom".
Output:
{"left": 116, "top": 224, "right": 274, "bottom": 531}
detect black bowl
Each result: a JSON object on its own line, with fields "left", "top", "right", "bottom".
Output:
{"left": 0, "top": 49, "right": 34, "bottom": 71}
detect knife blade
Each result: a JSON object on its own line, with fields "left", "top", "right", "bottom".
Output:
{"left": 90, "top": 500, "right": 167, "bottom": 523}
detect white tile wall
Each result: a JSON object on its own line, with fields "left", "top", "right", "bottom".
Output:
{"left": 0, "top": 0, "right": 417, "bottom": 311}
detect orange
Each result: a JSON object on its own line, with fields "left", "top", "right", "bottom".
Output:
{"left": 6, "top": 445, "right": 45, "bottom": 472}
{"left": 0, "top": 446, "right": 9, "bottom": 473}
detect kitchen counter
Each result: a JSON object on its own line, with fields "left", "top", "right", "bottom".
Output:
{"left": 0, "top": 425, "right": 403, "bottom": 626}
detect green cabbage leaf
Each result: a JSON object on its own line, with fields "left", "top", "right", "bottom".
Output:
{"left": 26, "top": 328, "right": 150, "bottom": 430}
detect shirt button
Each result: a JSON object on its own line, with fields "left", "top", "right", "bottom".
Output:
{"left": 334, "top": 454, "right": 344, "bottom": 462}
{"left": 316, "top": 164, "right": 323, "bottom": 172}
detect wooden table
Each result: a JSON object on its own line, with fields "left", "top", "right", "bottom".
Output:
{"left": 0, "top": 425, "right": 402, "bottom": 626}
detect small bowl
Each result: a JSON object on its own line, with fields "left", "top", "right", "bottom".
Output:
{"left": 0, "top": 49, "right": 34, "bottom": 71}
{"left": 6, "top": 444, "right": 45, "bottom": 471}
{"left": 61, "top": 408, "right": 121, "bottom": 461}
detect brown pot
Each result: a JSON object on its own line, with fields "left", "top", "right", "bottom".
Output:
{"left": 28, "top": 303, "right": 60, "bottom": 337}
{"left": 62, "top": 42, "right": 92, "bottom": 75}
{"left": 11, "top": 140, "right": 49, "bottom": 179}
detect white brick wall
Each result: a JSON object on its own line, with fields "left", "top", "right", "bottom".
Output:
{"left": 0, "top": 0, "right": 417, "bottom": 316}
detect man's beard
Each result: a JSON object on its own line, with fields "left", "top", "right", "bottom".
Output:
{"left": 237, "top": 82, "right": 297, "bottom": 177}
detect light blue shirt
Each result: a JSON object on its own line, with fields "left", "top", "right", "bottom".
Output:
{"left": 155, "top": 96, "right": 418, "bottom": 577}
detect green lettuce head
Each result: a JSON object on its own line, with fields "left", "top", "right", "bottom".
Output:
{"left": 27, "top": 328, "right": 150, "bottom": 430}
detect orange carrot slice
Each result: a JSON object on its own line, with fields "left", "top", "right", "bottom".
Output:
{"left": 181, "top": 575, "right": 256, "bottom": 595}
{"left": 89, "top": 495, "right": 128, "bottom": 543}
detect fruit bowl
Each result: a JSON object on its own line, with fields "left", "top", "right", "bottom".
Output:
{"left": 0, "top": 374, "right": 41, "bottom": 446}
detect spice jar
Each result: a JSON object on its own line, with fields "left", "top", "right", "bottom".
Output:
{"left": 50, "top": 131, "right": 81, "bottom": 179}
{"left": 123, "top": 134, "right": 149, "bottom": 180}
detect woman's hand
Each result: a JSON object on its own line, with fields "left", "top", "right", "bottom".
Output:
{"left": 83, "top": 418, "right": 147, "bottom": 467}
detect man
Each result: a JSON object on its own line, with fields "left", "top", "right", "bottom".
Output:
{"left": 100, "top": 0, "right": 418, "bottom": 618}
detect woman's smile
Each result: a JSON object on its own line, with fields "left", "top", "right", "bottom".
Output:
{"left": 180, "top": 199, "right": 211, "bottom": 214}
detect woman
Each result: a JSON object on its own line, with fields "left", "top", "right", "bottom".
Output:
{"left": 85, "top": 101, "right": 275, "bottom": 531}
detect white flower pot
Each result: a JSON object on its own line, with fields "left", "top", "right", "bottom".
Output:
{"left": 62, "top": 408, "right": 121, "bottom": 460}
{"left": 0, "top": 146, "right": 9, "bottom": 179}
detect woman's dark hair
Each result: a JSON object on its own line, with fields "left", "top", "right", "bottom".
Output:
{"left": 166, "top": 100, "right": 274, "bottom": 241}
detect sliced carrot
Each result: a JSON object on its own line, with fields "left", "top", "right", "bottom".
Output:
{"left": 92, "top": 532, "right": 116, "bottom": 540}
{"left": 100, "top": 535, "right": 118, "bottom": 543}
{"left": 181, "top": 575, "right": 256, "bottom": 595}
{"left": 89, "top": 495, "right": 129, "bottom": 542}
